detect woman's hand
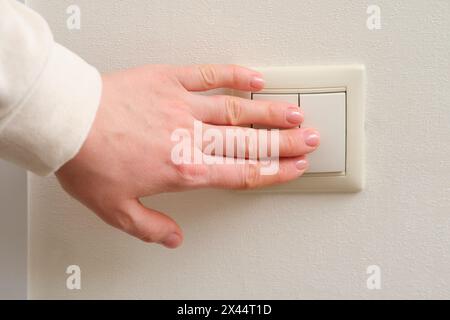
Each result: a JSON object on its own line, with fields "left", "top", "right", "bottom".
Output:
{"left": 55, "top": 64, "right": 320, "bottom": 248}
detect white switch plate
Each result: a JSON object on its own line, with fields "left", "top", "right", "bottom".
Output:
{"left": 300, "top": 92, "right": 346, "bottom": 174}
{"left": 233, "top": 65, "right": 365, "bottom": 192}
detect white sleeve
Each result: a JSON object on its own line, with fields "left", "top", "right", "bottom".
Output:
{"left": 0, "top": 0, "right": 102, "bottom": 176}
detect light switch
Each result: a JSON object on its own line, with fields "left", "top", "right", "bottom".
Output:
{"left": 252, "top": 93, "right": 298, "bottom": 105}
{"left": 233, "top": 65, "right": 365, "bottom": 192}
{"left": 300, "top": 92, "right": 346, "bottom": 173}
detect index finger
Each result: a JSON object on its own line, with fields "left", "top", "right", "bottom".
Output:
{"left": 175, "top": 64, "right": 265, "bottom": 92}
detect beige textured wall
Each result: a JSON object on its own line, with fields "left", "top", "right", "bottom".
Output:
{"left": 0, "top": 160, "right": 27, "bottom": 299}
{"left": 28, "top": 0, "right": 450, "bottom": 299}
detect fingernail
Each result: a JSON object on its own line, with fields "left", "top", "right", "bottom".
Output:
{"left": 162, "top": 233, "right": 182, "bottom": 249}
{"left": 304, "top": 129, "right": 320, "bottom": 147}
{"left": 296, "top": 159, "right": 308, "bottom": 171}
{"left": 250, "top": 76, "right": 265, "bottom": 90}
{"left": 286, "top": 109, "right": 303, "bottom": 124}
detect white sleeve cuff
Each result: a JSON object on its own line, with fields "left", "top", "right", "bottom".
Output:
{"left": 0, "top": 42, "right": 102, "bottom": 176}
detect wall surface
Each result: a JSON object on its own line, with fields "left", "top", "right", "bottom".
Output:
{"left": 0, "top": 160, "right": 27, "bottom": 299}
{"left": 0, "top": 0, "right": 28, "bottom": 301}
{"left": 28, "top": 0, "right": 450, "bottom": 299}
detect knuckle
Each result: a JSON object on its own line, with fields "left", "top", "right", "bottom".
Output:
{"left": 115, "top": 208, "right": 137, "bottom": 235}
{"left": 138, "top": 233, "right": 156, "bottom": 244}
{"left": 174, "top": 163, "right": 208, "bottom": 186}
{"left": 135, "top": 218, "right": 160, "bottom": 244}
{"left": 111, "top": 203, "right": 161, "bottom": 244}
{"left": 266, "top": 103, "right": 279, "bottom": 121}
{"left": 283, "top": 132, "right": 298, "bottom": 154}
{"left": 242, "top": 163, "right": 261, "bottom": 189}
{"left": 174, "top": 163, "right": 194, "bottom": 182}
{"left": 246, "top": 133, "right": 258, "bottom": 160}
{"left": 276, "top": 163, "right": 289, "bottom": 183}
{"left": 149, "top": 65, "right": 175, "bottom": 84}
{"left": 229, "top": 64, "right": 240, "bottom": 86}
{"left": 119, "top": 212, "right": 157, "bottom": 243}
{"left": 199, "top": 64, "right": 217, "bottom": 88}
{"left": 224, "top": 97, "right": 242, "bottom": 125}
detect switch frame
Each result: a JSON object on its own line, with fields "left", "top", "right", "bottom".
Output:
{"left": 233, "top": 65, "right": 365, "bottom": 192}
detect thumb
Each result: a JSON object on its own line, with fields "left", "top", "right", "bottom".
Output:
{"left": 121, "top": 198, "right": 183, "bottom": 248}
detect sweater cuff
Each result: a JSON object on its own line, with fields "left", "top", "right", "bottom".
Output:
{"left": 0, "top": 43, "right": 102, "bottom": 176}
